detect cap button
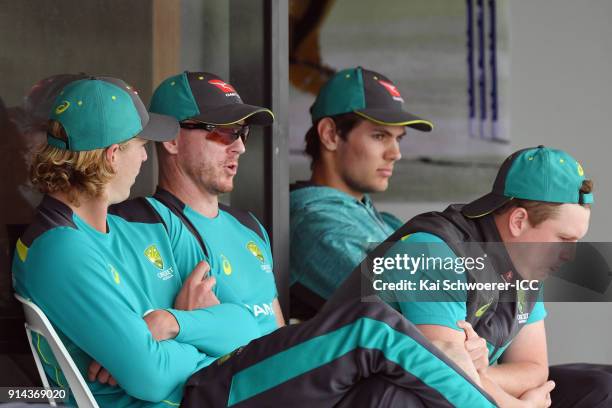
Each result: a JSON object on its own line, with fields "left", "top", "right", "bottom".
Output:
{"left": 537, "top": 145, "right": 545, "bottom": 148}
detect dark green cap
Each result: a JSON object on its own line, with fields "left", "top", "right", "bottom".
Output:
{"left": 463, "top": 146, "right": 594, "bottom": 218}
{"left": 310, "top": 67, "right": 433, "bottom": 131}
{"left": 149, "top": 71, "right": 274, "bottom": 126}
{"left": 48, "top": 77, "right": 178, "bottom": 151}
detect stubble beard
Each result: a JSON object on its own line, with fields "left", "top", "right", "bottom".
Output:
{"left": 194, "top": 163, "right": 234, "bottom": 197}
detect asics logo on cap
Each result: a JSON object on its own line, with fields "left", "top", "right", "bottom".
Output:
{"left": 55, "top": 101, "right": 70, "bottom": 114}
{"left": 378, "top": 80, "right": 404, "bottom": 102}
{"left": 208, "top": 79, "right": 237, "bottom": 94}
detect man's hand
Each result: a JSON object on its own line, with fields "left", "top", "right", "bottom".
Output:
{"left": 457, "top": 320, "right": 489, "bottom": 372}
{"left": 88, "top": 360, "right": 117, "bottom": 386}
{"left": 518, "top": 381, "right": 555, "bottom": 408}
{"left": 144, "top": 309, "right": 179, "bottom": 341}
{"left": 174, "top": 261, "right": 220, "bottom": 310}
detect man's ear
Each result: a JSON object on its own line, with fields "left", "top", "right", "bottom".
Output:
{"left": 161, "top": 137, "right": 179, "bottom": 155}
{"left": 105, "top": 144, "right": 121, "bottom": 170}
{"left": 507, "top": 207, "right": 530, "bottom": 238}
{"left": 317, "top": 117, "right": 341, "bottom": 152}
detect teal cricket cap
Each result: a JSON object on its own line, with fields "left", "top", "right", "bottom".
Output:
{"left": 462, "top": 146, "right": 594, "bottom": 218}
{"left": 309, "top": 66, "right": 433, "bottom": 131}
{"left": 47, "top": 77, "right": 178, "bottom": 151}
{"left": 149, "top": 71, "right": 274, "bottom": 126}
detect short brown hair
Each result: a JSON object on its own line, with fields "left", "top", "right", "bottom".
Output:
{"left": 30, "top": 121, "right": 126, "bottom": 206}
{"left": 494, "top": 179, "right": 594, "bottom": 226}
{"left": 304, "top": 112, "right": 363, "bottom": 168}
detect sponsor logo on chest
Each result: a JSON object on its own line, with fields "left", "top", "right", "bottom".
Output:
{"left": 245, "top": 302, "right": 275, "bottom": 317}
{"left": 516, "top": 288, "right": 529, "bottom": 323}
{"left": 144, "top": 244, "right": 175, "bottom": 281}
{"left": 246, "top": 241, "right": 272, "bottom": 273}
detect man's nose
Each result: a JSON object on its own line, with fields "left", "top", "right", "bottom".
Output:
{"left": 229, "top": 136, "right": 246, "bottom": 155}
{"left": 385, "top": 139, "right": 402, "bottom": 161}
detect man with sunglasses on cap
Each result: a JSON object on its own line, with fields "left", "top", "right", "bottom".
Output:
{"left": 326, "top": 146, "right": 612, "bottom": 407}
{"left": 289, "top": 66, "right": 434, "bottom": 320}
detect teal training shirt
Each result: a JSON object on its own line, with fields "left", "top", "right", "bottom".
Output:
{"left": 384, "top": 232, "right": 547, "bottom": 365}
{"left": 13, "top": 196, "right": 260, "bottom": 407}
{"left": 148, "top": 192, "right": 279, "bottom": 336}
{"left": 290, "top": 183, "right": 401, "bottom": 300}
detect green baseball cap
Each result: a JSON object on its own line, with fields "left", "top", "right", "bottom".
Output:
{"left": 149, "top": 71, "right": 274, "bottom": 126}
{"left": 310, "top": 66, "right": 433, "bottom": 131}
{"left": 47, "top": 77, "right": 178, "bottom": 151}
{"left": 462, "top": 146, "right": 594, "bottom": 218}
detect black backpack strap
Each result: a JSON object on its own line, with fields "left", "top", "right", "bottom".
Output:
{"left": 219, "top": 203, "right": 266, "bottom": 242}
{"left": 153, "top": 188, "right": 208, "bottom": 258}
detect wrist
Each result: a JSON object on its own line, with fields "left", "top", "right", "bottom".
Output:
{"left": 144, "top": 309, "right": 180, "bottom": 341}
{"left": 162, "top": 309, "right": 180, "bottom": 339}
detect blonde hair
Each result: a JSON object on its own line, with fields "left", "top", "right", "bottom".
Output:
{"left": 30, "top": 120, "right": 128, "bottom": 206}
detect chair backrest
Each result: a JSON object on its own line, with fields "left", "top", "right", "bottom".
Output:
{"left": 15, "top": 294, "right": 100, "bottom": 408}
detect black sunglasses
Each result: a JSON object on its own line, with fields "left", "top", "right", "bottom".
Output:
{"left": 179, "top": 122, "right": 250, "bottom": 145}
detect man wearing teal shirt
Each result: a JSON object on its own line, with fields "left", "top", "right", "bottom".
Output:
{"left": 327, "top": 146, "right": 612, "bottom": 407}
{"left": 290, "top": 67, "right": 433, "bottom": 319}
{"left": 146, "top": 71, "right": 283, "bottom": 335}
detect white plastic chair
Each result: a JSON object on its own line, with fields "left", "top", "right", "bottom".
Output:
{"left": 15, "top": 294, "right": 99, "bottom": 408}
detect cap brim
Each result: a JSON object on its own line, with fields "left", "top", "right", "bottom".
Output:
{"left": 192, "top": 104, "right": 275, "bottom": 126}
{"left": 137, "top": 112, "right": 179, "bottom": 142}
{"left": 462, "top": 192, "right": 513, "bottom": 219}
{"left": 355, "top": 108, "right": 433, "bottom": 131}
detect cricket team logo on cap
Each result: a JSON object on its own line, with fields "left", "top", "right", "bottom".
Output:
{"left": 246, "top": 241, "right": 265, "bottom": 263}
{"left": 208, "top": 79, "right": 237, "bottom": 95}
{"left": 55, "top": 101, "right": 70, "bottom": 115}
{"left": 377, "top": 79, "right": 404, "bottom": 103}
{"left": 577, "top": 162, "right": 584, "bottom": 176}
{"left": 144, "top": 244, "right": 164, "bottom": 270}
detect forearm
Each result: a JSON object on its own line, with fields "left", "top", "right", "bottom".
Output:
{"left": 480, "top": 372, "right": 529, "bottom": 408}
{"left": 487, "top": 362, "right": 549, "bottom": 397}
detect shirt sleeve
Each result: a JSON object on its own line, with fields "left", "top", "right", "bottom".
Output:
{"left": 167, "top": 303, "right": 261, "bottom": 357}
{"left": 526, "top": 301, "right": 547, "bottom": 324}
{"left": 291, "top": 219, "right": 377, "bottom": 300}
{"left": 15, "top": 229, "right": 210, "bottom": 403}
{"left": 384, "top": 232, "right": 468, "bottom": 331}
